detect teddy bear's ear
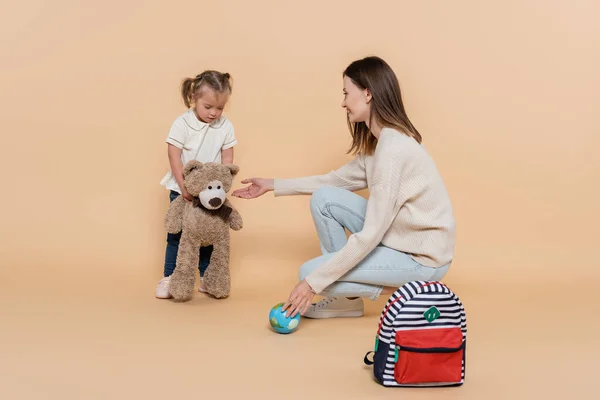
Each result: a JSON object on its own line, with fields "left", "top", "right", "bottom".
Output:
{"left": 225, "top": 164, "right": 239, "bottom": 177}
{"left": 183, "top": 160, "right": 203, "bottom": 176}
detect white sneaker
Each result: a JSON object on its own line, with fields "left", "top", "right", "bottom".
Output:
{"left": 303, "top": 297, "right": 364, "bottom": 319}
{"left": 155, "top": 276, "right": 172, "bottom": 299}
{"left": 198, "top": 277, "right": 207, "bottom": 293}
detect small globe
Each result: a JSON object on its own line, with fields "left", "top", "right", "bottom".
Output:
{"left": 269, "top": 302, "right": 301, "bottom": 334}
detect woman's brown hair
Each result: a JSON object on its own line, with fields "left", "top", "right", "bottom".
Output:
{"left": 343, "top": 56, "right": 421, "bottom": 155}
{"left": 181, "top": 70, "right": 232, "bottom": 108}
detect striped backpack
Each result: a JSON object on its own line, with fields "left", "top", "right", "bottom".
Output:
{"left": 363, "top": 280, "right": 467, "bottom": 387}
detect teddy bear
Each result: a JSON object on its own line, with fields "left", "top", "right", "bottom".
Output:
{"left": 164, "top": 160, "right": 243, "bottom": 301}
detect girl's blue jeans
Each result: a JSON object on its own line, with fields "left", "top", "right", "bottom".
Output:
{"left": 163, "top": 190, "right": 213, "bottom": 277}
{"left": 299, "top": 186, "right": 450, "bottom": 300}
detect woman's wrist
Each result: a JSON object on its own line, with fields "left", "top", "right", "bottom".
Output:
{"left": 304, "top": 279, "right": 316, "bottom": 294}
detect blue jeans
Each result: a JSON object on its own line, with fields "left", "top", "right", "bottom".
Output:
{"left": 164, "top": 190, "right": 213, "bottom": 277}
{"left": 299, "top": 186, "right": 450, "bottom": 300}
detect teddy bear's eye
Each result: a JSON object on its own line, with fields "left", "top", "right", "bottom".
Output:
{"left": 217, "top": 186, "right": 221, "bottom": 189}
{"left": 208, "top": 186, "right": 212, "bottom": 190}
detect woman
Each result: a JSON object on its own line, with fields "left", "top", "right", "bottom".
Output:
{"left": 232, "top": 56, "right": 456, "bottom": 319}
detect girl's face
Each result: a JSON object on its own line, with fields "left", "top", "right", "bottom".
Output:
{"left": 193, "top": 87, "right": 229, "bottom": 124}
{"left": 341, "top": 75, "right": 371, "bottom": 124}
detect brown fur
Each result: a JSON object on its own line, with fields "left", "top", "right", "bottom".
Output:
{"left": 165, "top": 161, "right": 243, "bottom": 301}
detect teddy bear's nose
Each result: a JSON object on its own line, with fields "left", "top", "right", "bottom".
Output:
{"left": 209, "top": 198, "right": 222, "bottom": 207}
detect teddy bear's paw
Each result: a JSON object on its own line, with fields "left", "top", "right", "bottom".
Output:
{"left": 208, "top": 289, "right": 230, "bottom": 299}
{"left": 165, "top": 221, "right": 182, "bottom": 235}
{"left": 168, "top": 273, "right": 195, "bottom": 301}
{"left": 230, "top": 220, "right": 243, "bottom": 231}
{"left": 170, "top": 284, "right": 194, "bottom": 301}
{"left": 204, "top": 281, "right": 230, "bottom": 299}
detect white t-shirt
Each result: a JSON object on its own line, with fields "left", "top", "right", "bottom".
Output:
{"left": 160, "top": 109, "right": 237, "bottom": 193}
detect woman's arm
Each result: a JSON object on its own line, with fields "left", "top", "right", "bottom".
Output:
{"left": 302, "top": 132, "right": 413, "bottom": 293}
{"left": 282, "top": 183, "right": 401, "bottom": 317}
{"left": 305, "top": 184, "right": 401, "bottom": 293}
{"left": 231, "top": 155, "right": 367, "bottom": 199}
{"left": 273, "top": 155, "right": 367, "bottom": 196}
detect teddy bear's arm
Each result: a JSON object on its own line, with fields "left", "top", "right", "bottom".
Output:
{"left": 165, "top": 196, "right": 185, "bottom": 234}
{"left": 225, "top": 199, "right": 243, "bottom": 231}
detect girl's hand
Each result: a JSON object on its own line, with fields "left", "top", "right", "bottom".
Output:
{"left": 282, "top": 280, "right": 315, "bottom": 318}
{"left": 181, "top": 187, "right": 194, "bottom": 202}
{"left": 232, "top": 178, "right": 274, "bottom": 199}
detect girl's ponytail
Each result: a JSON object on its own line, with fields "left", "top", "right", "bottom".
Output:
{"left": 180, "top": 77, "right": 196, "bottom": 108}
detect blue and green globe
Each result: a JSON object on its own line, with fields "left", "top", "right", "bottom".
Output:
{"left": 269, "top": 302, "right": 301, "bottom": 334}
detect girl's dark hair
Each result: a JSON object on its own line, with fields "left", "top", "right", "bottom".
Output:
{"left": 343, "top": 56, "right": 421, "bottom": 155}
{"left": 180, "top": 70, "right": 232, "bottom": 108}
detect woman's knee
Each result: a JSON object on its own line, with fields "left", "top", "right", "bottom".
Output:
{"left": 430, "top": 263, "right": 451, "bottom": 281}
{"left": 298, "top": 256, "right": 325, "bottom": 281}
{"left": 298, "top": 261, "right": 313, "bottom": 281}
{"left": 310, "top": 186, "right": 345, "bottom": 214}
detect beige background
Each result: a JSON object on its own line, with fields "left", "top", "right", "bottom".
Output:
{"left": 1, "top": 1, "right": 599, "bottom": 399}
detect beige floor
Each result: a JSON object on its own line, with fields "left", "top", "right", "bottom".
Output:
{"left": 1, "top": 262, "right": 597, "bottom": 400}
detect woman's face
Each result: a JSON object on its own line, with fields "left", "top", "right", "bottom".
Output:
{"left": 341, "top": 75, "right": 371, "bottom": 124}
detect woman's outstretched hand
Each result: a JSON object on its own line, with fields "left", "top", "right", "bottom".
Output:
{"left": 231, "top": 178, "right": 274, "bottom": 199}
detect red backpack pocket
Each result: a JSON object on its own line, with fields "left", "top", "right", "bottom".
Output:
{"left": 393, "top": 327, "right": 465, "bottom": 385}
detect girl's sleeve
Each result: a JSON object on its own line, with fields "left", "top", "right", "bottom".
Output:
{"left": 273, "top": 155, "right": 367, "bottom": 195}
{"left": 222, "top": 122, "right": 237, "bottom": 150}
{"left": 165, "top": 118, "right": 187, "bottom": 149}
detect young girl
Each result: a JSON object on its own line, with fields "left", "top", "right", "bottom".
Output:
{"left": 156, "top": 70, "right": 237, "bottom": 299}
